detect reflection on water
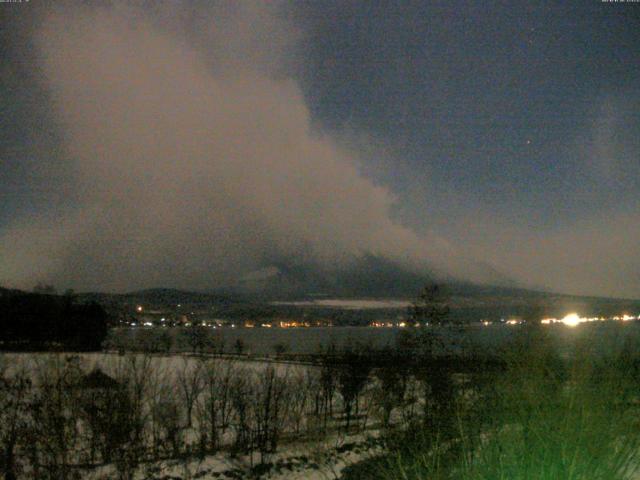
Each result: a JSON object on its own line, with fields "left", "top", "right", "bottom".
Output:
{"left": 117, "top": 321, "right": 640, "bottom": 356}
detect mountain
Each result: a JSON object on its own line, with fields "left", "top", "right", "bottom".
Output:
{"left": 77, "top": 288, "right": 239, "bottom": 307}
{"left": 5, "top": 252, "right": 638, "bottom": 322}
{"left": 226, "top": 255, "right": 640, "bottom": 320}
{"left": 233, "top": 254, "right": 434, "bottom": 298}
{"left": 5, "top": 275, "right": 639, "bottom": 325}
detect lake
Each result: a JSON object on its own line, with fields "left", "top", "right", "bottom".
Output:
{"left": 112, "top": 321, "right": 640, "bottom": 356}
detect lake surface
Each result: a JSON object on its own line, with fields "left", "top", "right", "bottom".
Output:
{"left": 115, "top": 321, "right": 640, "bottom": 356}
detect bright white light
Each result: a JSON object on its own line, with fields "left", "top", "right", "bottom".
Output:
{"left": 540, "top": 313, "right": 638, "bottom": 326}
{"left": 561, "top": 313, "right": 582, "bottom": 327}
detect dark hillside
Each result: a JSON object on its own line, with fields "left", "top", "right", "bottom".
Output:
{"left": 0, "top": 290, "right": 108, "bottom": 351}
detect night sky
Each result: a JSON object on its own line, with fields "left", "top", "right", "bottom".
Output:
{"left": 1, "top": 1, "right": 639, "bottom": 297}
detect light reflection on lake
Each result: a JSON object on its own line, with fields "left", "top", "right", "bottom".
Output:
{"left": 117, "top": 321, "right": 640, "bottom": 356}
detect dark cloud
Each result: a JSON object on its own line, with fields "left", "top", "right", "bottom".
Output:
{"left": 1, "top": 1, "right": 639, "bottom": 297}
{"left": 0, "top": 2, "right": 473, "bottom": 291}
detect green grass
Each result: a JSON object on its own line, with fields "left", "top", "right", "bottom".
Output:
{"left": 343, "top": 325, "right": 640, "bottom": 480}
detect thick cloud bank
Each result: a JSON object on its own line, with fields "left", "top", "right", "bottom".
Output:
{"left": 0, "top": 3, "right": 475, "bottom": 291}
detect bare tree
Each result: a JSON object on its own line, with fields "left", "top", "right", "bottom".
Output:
{"left": 79, "top": 376, "right": 139, "bottom": 472}
{"left": 215, "top": 361, "right": 236, "bottom": 435}
{"left": 251, "top": 366, "right": 292, "bottom": 464}
{"left": 336, "top": 345, "right": 372, "bottom": 431}
{"left": 409, "top": 282, "right": 451, "bottom": 327}
{"left": 0, "top": 364, "right": 31, "bottom": 480}
{"left": 211, "top": 331, "right": 226, "bottom": 355}
{"left": 229, "top": 368, "right": 253, "bottom": 456}
{"left": 303, "top": 369, "right": 325, "bottom": 436}
{"left": 288, "top": 369, "right": 311, "bottom": 435}
{"left": 110, "top": 354, "right": 154, "bottom": 480}
{"left": 154, "top": 395, "right": 184, "bottom": 458}
{"left": 180, "top": 325, "right": 210, "bottom": 354}
{"left": 373, "top": 349, "right": 409, "bottom": 428}
{"left": 272, "top": 342, "right": 289, "bottom": 358}
{"left": 28, "top": 355, "right": 82, "bottom": 480}
{"left": 355, "top": 379, "right": 378, "bottom": 432}
{"left": 234, "top": 338, "right": 245, "bottom": 356}
{"left": 176, "top": 357, "right": 204, "bottom": 428}
{"left": 150, "top": 329, "right": 173, "bottom": 354}
{"left": 318, "top": 357, "right": 338, "bottom": 432}
{"left": 406, "top": 283, "right": 458, "bottom": 431}
{"left": 145, "top": 362, "right": 171, "bottom": 458}
{"left": 195, "top": 359, "right": 237, "bottom": 454}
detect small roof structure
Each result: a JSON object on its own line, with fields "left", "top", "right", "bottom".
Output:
{"left": 79, "top": 368, "right": 120, "bottom": 390}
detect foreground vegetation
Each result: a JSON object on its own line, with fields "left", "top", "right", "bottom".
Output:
{"left": 344, "top": 323, "right": 640, "bottom": 480}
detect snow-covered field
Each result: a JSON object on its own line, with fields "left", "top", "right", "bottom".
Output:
{"left": 0, "top": 352, "right": 398, "bottom": 479}
{"left": 78, "top": 431, "right": 383, "bottom": 480}
{"left": 0, "top": 352, "right": 305, "bottom": 382}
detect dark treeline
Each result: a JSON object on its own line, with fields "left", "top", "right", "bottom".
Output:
{"left": 0, "top": 291, "right": 108, "bottom": 351}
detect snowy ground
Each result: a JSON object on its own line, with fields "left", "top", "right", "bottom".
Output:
{"left": 0, "top": 352, "right": 308, "bottom": 382}
{"left": 77, "top": 431, "right": 383, "bottom": 480}
{"left": 1, "top": 352, "right": 389, "bottom": 480}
